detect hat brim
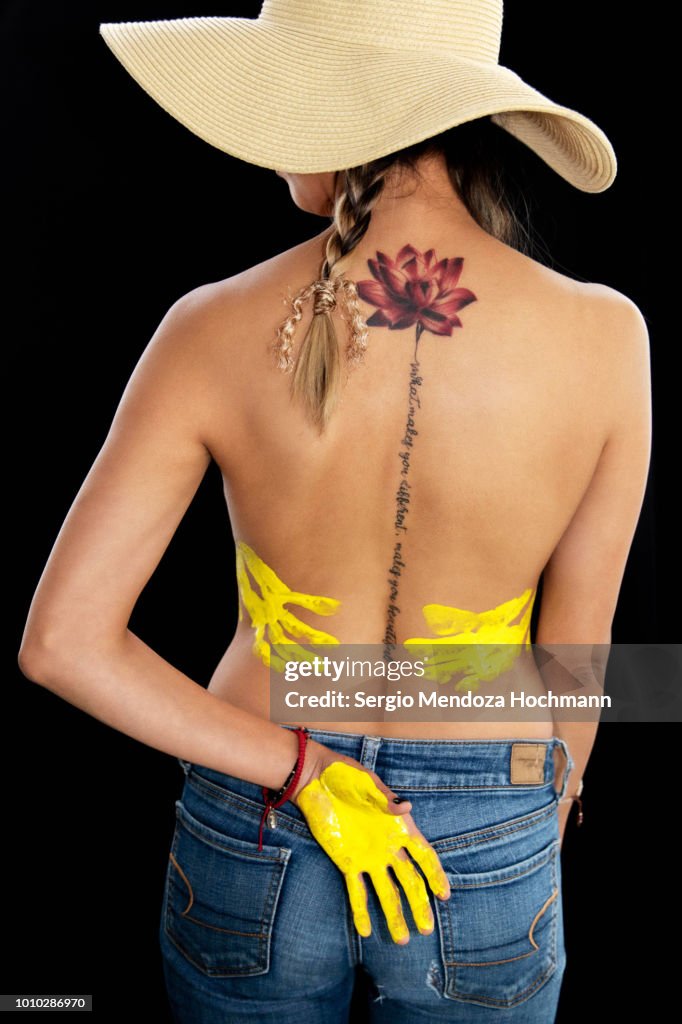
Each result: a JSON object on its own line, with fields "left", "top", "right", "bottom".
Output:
{"left": 99, "top": 16, "right": 617, "bottom": 193}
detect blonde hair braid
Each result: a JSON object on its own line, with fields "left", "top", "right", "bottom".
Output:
{"left": 274, "top": 161, "right": 393, "bottom": 432}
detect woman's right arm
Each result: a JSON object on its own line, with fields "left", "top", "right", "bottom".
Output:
{"left": 17, "top": 280, "right": 449, "bottom": 941}
{"left": 535, "top": 286, "right": 652, "bottom": 840}
{"left": 17, "top": 283, "right": 311, "bottom": 791}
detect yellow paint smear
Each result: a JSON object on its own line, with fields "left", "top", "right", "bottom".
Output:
{"left": 235, "top": 540, "right": 341, "bottom": 669}
{"left": 236, "top": 540, "right": 535, "bottom": 686}
{"left": 404, "top": 588, "right": 536, "bottom": 689}
{"left": 297, "top": 761, "right": 447, "bottom": 943}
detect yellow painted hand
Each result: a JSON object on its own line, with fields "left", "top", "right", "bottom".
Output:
{"left": 296, "top": 761, "right": 450, "bottom": 944}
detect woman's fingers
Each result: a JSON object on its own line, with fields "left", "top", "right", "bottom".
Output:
{"left": 387, "top": 796, "right": 413, "bottom": 815}
{"left": 391, "top": 851, "right": 434, "bottom": 935}
{"left": 371, "top": 869, "right": 410, "bottom": 944}
{"left": 364, "top": 767, "right": 413, "bottom": 815}
{"left": 345, "top": 872, "right": 372, "bottom": 938}
{"left": 404, "top": 835, "right": 451, "bottom": 901}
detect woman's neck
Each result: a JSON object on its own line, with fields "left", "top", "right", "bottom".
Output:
{"left": 333, "top": 155, "right": 490, "bottom": 277}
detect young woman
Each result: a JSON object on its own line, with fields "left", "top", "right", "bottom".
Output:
{"left": 18, "top": 2, "right": 651, "bottom": 1021}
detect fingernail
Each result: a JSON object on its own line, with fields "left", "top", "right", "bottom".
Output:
{"left": 393, "top": 796, "right": 404, "bottom": 803}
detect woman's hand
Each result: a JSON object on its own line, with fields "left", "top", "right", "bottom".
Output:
{"left": 290, "top": 740, "right": 451, "bottom": 945}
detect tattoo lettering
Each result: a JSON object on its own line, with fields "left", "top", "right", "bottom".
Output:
{"left": 356, "top": 244, "right": 477, "bottom": 659}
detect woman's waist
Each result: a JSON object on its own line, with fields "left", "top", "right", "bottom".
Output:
{"left": 178, "top": 726, "right": 565, "bottom": 836}
{"left": 209, "top": 637, "right": 554, "bottom": 739}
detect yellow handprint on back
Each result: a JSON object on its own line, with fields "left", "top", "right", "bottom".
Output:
{"left": 404, "top": 588, "right": 536, "bottom": 689}
{"left": 236, "top": 540, "right": 341, "bottom": 669}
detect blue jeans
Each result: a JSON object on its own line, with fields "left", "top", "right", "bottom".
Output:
{"left": 159, "top": 729, "right": 573, "bottom": 1023}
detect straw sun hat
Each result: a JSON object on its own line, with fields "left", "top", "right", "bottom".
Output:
{"left": 99, "top": 0, "right": 617, "bottom": 194}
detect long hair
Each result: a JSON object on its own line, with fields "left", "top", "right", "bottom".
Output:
{"left": 275, "top": 115, "right": 535, "bottom": 433}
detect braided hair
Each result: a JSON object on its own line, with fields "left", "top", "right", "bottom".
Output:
{"left": 274, "top": 159, "right": 394, "bottom": 433}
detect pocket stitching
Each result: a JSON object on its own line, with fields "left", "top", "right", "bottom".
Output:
{"left": 169, "top": 850, "right": 194, "bottom": 915}
{"left": 163, "top": 806, "right": 291, "bottom": 978}
{"left": 433, "top": 800, "right": 556, "bottom": 856}
{"left": 437, "top": 842, "right": 559, "bottom": 1007}
{"left": 186, "top": 771, "right": 312, "bottom": 839}
{"left": 529, "top": 888, "right": 558, "bottom": 952}
{"left": 451, "top": 960, "right": 557, "bottom": 1009}
{"left": 448, "top": 843, "right": 557, "bottom": 889}
{"left": 167, "top": 853, "right": 270, "bottom": 939}
{"left": 175, "top": 799, "right": 290, "bottom": 863}
{"left": 445, "top": 887, "right": 558, "bottom": 967}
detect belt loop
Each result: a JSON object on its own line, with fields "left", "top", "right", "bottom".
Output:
{"left": 359, "top": 735, "right": 382, "bottom": 773}
{"left": 553, "top": 738, "right": 574, "bottom": 801}
{"left": 177, "top": 757, "right": 192, "bottom": 776}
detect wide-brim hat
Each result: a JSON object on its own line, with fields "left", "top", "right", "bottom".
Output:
{"left": 99, "top": 0, "right": 617, "bottom": 193}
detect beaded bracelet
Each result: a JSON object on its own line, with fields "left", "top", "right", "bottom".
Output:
{"left": 257, "top": 726, "right": 309, "bottom": 851}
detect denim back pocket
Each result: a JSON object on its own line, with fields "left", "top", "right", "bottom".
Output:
{"left": 434, "top": 838, "right": 560, "bottom": 1008}
{"left": 163, "top": 800, "right": 291, "bottom": 978}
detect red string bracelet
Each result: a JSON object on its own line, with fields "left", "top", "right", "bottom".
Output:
{"left": 258, "top": 727, "right": 309, "bottom": 851}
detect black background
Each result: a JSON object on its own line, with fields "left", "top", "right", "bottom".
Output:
{"left": 4, "top": 1, "right": 676, "bottom": 1019}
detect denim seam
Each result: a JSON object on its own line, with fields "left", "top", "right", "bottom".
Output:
{"left": 382, "top": 783, "right": 550, "bottom": 791}
{"left": 550, "top": 842, "right": 558, "bottom": 970}
{"left": 345, "top": 898, "right": 362, "bottom": 968}
{"left": 176, "top": 800, "right": 291, "bottom": 862}
{"left": 439, "top": 844, "right": 559, "bottom": 1007}
{"left": 163, "top": 923, "right": 272, "bottom": 980}
{"left": 173, "top": 897, "right": 268, "bottom": 938}
{"left": 446, "top": 889, "right": 558, "bottom": 966}
{"left": 447, "top": 845, "right": 557, "bottom": 889}
{"left": 168, "top": 851, "right": 194, "bottom": 915}
{"left": 185, "top": 770, "right": 559, "bottom": 851}
{"left": 452, "top": 960, "right": 557, "bottom": 1008}
{"left": 185, "top": 770, "right": 558, "bottom": 848}
{"left": 189, "top": 766, "right": 554, "bottom": 798}
{"left": 165, "top": 881, "right": 277, "bottom": 975}
{"left": 164, "top": 811, "right": 290, "bottom": 977}
{"left": 185, "top": 772, "right": 313, "bottom": 839}
{"left": 433, "top": 802, "right": 557, "bottom": 854}
{"left": 176, "top": 804, "right": 287, "bottom": 959}
{"left": 282, "top": 730, "right": 558, "bottom": 749}
{"left": 167, "top": 855, "right": 271, "bottom": 939}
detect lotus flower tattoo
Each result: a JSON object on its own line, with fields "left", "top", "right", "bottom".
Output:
{"left": 356, "top": 243, "right": 477, "bottom": 343}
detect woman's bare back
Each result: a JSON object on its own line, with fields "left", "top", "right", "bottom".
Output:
{"left": 197, "top": 214, "right": 644, "bottom": 738}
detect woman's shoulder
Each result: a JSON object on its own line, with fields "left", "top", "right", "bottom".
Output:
{"left": 525, "top": 263, "right": 651, "bottom": 423}
{"left": 510, "top": 244, "right": 649, "bottom": 360}
{"left": 172, "top": 229, "right": 329, "bottom": 311}
{"left": 507, "top": 242, "right": 644, "bottom": 316}
{"left": 162, "top": 230, "right": 649, "bottom": 382}
{"left": 567, "top": 257, "right": 646, "bottom": 325}
{"left": 571, "top": 279, "right": 650, "bottom": 367}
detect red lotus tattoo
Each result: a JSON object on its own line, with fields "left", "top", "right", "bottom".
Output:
{"left": 356, "top": 244, "right": 477, "bottom": 343}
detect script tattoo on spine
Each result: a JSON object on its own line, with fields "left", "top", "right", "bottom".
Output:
{"left": 356, "top": 244, "right": 478, "bottom": 659}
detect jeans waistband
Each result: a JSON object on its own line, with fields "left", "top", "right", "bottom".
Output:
{"left": 178, "top": 727, "right": 573, "bottom": 798}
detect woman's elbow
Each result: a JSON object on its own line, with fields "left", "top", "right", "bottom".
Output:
{"left": 18, "top": 614, "right": 111, "bottom": 687}
{"left": 17, "top": 640, "right": 41, "bottom": 682}
{"left": 18, "top": 625, "right": 76, "bottom": 686}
